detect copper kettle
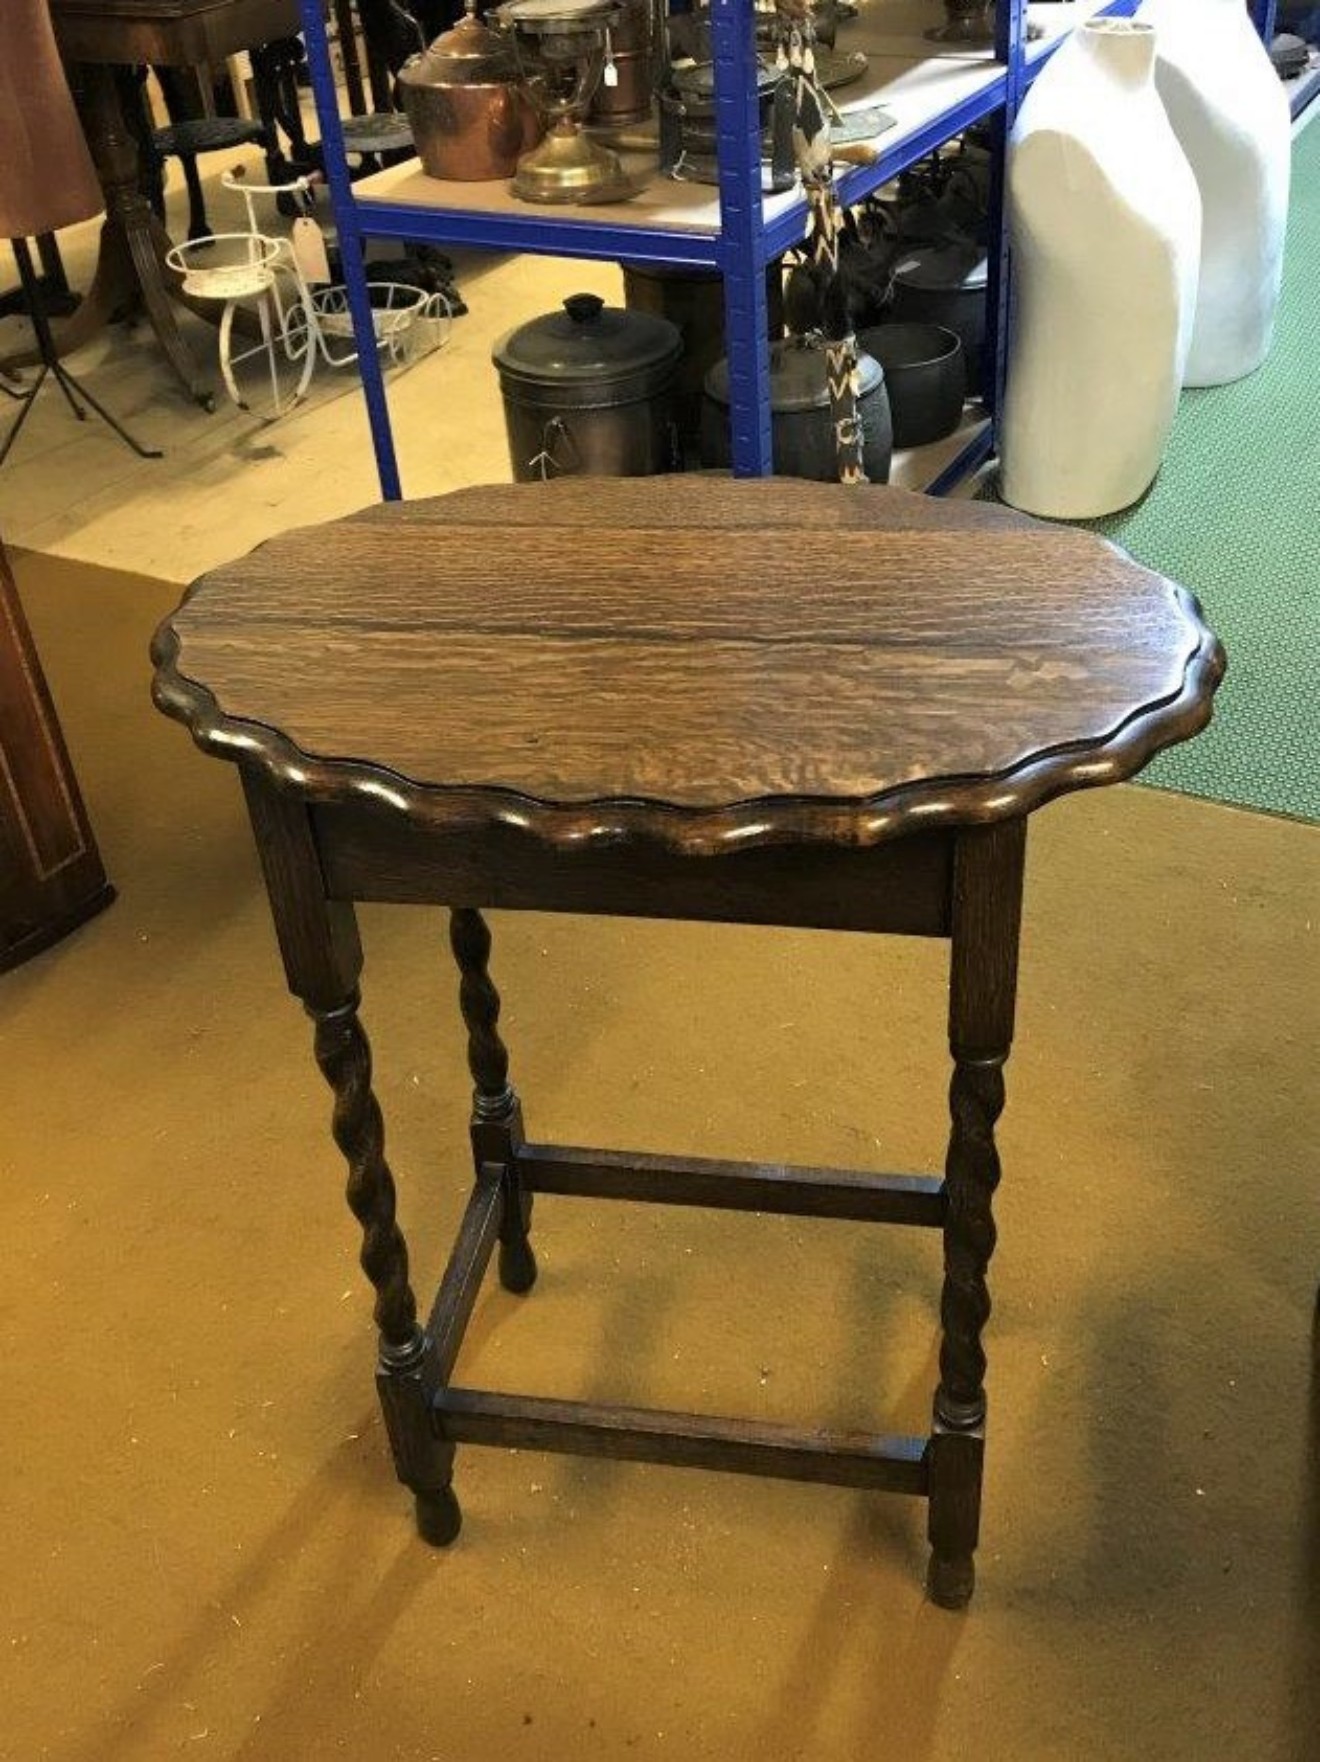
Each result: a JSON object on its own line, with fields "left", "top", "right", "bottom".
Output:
{"left": 396, "top": 0, "right": 541, "bottom": 183}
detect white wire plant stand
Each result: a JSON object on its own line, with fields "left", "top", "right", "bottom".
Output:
{"left": 167, "top": 174, "right": 454, "bottom": 420}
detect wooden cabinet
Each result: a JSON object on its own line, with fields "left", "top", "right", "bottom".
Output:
{"left": 0, "top": 539, "right": 113, "bottom": 972}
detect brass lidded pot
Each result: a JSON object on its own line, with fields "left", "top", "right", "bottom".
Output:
{"left": 492, "top": 291, "right": 682, "bottom": 480}
{"left": 396, "top": 0, "right": 541, "bottom": 183}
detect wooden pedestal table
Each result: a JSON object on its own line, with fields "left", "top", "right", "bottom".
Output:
{"left": 6, "top": 0, "right": 303, "bottom": 403}
{"left": 151, "top": 478, "right": 1223, "bottom": 1607}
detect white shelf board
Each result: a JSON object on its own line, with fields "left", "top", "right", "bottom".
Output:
{"left": 889, "top": 404, "right": 989, "bottom": 491}
{"left": 352, "top": 35, "right": 1007, "bottom": 240}
{"left": 355, "top": 154, "right": 744, "bottom": 240}
{"left": 830, "top": 42, "right": 1004, "bottom": 125}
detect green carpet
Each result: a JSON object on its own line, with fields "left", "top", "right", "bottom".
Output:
{"left": 983, "top": 120, "right": 1320, "bottom": 823}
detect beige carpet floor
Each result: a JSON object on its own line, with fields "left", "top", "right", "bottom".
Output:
{"left": 2, "top": 551, "right": 1318, "bottom": 1762}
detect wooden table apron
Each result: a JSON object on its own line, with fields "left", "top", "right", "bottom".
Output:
{"left": 52, "top": 0, "right": 299, "bottom": 65}
{"left": 5, "top": 0, "right": 302, "bottom": 399}
{"left": 151, "top": 477, "right": 1223, "bottom": 1608}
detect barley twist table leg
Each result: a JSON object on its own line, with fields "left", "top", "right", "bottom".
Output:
{"left": 927, "top": 820, "right": 1024, "bottom": 1610}
{"left": 449, "top": 908, "right": 536, "bottom": 1294}
{"left": 310, "top": 992, "right": 460, "bottom": 1545}
{"left": 312, "top": 994, "right": 419, "bottom": 1350}
{"left": 927, "top": 1054, "right": 1005, "bottom": 1609}
{"left": 937, "top": 1056, "right": 1004, "bottom": 1424}
{"left": 240, "top": 776, "right": 459, "bottom": 1545}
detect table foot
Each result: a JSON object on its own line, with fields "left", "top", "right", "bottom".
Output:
{"left": 927, "top": 1549, "right": 975, "bottom": 1610}
{"left": 498, "top": 1234, "right": 537, "bottom": 1295}
{"left": 415, "top": 1484, "right": 463, "bottom": 1547}
{"left": 239, "top": 782, "right": 457, "bottom": 1534}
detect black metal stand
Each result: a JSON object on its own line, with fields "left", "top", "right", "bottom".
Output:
{"left": 0, "top": 238, "right": 162, "bottom": 469}
{"left": 0, "top": 235, "right": 80, "bottom": 322}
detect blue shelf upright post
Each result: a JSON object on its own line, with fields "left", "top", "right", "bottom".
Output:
{"left": 710, "top": 0, "right": 774, "bottom": 475}
{"left": 1252, "top": 0, "right": 1279, "bottom": 41}
{"left": 297, "top": 0, "right": 405, "bottom": 501}
{"left": 984, "top": 0, "right": 1026, "bottom": 438}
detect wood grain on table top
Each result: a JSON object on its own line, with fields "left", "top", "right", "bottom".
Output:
{"left": 153, "top": 478, "right": 1223, "bottom": 851}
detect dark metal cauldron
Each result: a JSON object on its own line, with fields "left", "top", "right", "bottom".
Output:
{"left": 700, "top": 335, "right": 893, "bottom": 483}
{"left": 492, "top": 292, "right": 682, "bottom": 480}
{"left": 857, "top": 322, "right": 965, "bottom": 448}
{"left": 888, "top": 241, "right": 988, "bottom": 389}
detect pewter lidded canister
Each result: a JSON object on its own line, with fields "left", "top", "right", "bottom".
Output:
{"left": 492, "top": 292, "right": 682, "bottom": 480}
{"left": 397, "top": 0, "right": 541, "bottom": 182}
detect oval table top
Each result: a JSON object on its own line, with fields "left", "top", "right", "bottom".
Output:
{"left": 151, "top": 477, "right": 1223, "bottom": 854}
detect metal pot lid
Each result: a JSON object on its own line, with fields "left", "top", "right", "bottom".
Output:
{"left": 497, "top": 0, "right": 619, "bottom": 31}
{"left": 891, "top": 241, "right": 988, "bottom": 293}
{"left": 704, "top": 336, "right": 883, "bottom": 414}
{"left": 398, "top": 0, "right": 518, "bottom": 86}
{"left": 671, "top": 57, "right": 783, "bottom": 99}
{"left": 493, "top": 293, "right": 682, "bottom": 384}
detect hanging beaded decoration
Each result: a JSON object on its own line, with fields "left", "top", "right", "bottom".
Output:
{"left": 776, "top": 0, "right": 867, "bottom": 484}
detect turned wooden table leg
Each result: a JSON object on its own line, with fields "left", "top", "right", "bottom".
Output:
{"left": 928, "top": 819, "right": 1025, "bottom": 1610}
{"left": 449, "top": 908, "right": 536, "bottom": 1294}
{"left": 242, "top": 773, "right": 459, "bottom": 1545}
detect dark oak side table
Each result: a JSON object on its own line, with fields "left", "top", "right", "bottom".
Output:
{"left": 152, "top": 478, "right": 1222, "bottom": 1607}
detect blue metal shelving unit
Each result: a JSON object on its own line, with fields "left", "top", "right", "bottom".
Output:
{"left": 293, "top": 0, "right": 1251, "bottom": 501}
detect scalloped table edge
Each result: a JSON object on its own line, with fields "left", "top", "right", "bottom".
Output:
{"left": 149, "top": 585, "right": 1225, "bottom": 859}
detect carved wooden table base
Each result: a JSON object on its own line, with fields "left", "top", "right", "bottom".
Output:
{"left": 18, "top": 1, "right": 303, "bottom": 399}
{"left": 153, "top": 478, "right": 1223, "bottom": 1607}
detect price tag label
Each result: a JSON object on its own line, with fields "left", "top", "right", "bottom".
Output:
{"left": 291, "top": 216, "right": 332, "bottom": 285}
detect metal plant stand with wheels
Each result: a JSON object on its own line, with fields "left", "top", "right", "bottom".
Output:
{"left": 168, "top": 174, "right": 453, "bottom": 422}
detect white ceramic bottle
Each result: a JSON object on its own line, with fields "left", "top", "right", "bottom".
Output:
{"left": 1000, "top": 19, "right": 1201, "bottom": 520}
{"left": 1145, "top": 0, "right": 1291, "bottom": 385}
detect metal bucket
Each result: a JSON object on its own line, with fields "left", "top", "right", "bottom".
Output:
{"left": 587, "top": 0, "right": 656, "bottom": 129}
{"left": 492, "top": 292, "right": 682, "bottom": 480}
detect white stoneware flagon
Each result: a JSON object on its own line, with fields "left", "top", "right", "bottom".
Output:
{"left": 1000, "top": 19, "right": 1201, "bottom": 520}
{"left": 1146, "top": 0, "right": 1291, "bottom": 385}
